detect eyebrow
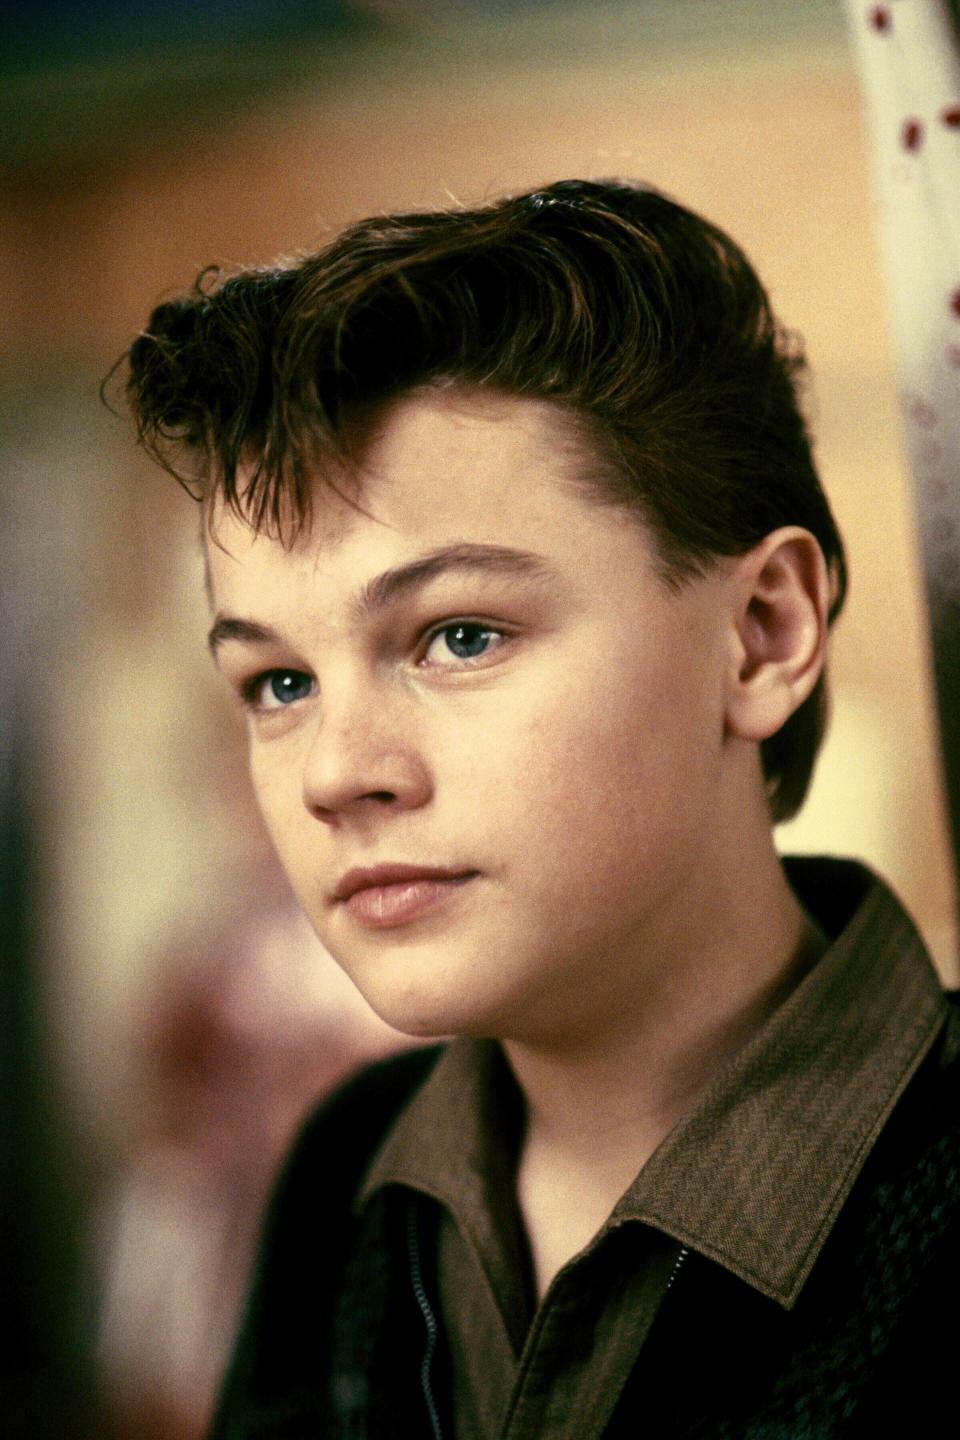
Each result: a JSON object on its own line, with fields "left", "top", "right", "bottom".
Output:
{"left": 353, "top": 543, "right": 552, "bottom": 617}
{"left": 207, "top": 616, "right": 281, "bottom": 654}
{"left": 207, "top": 542, "right": 552, "bottom": 656}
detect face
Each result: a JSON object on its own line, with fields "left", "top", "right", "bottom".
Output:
{"left": 207, "top": 390, "right": 743, "bottom": 1047}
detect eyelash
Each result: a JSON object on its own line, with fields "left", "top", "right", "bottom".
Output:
{"left": 241, "top": 669, "right": 315, "bottom": 712}
{"left": 237, "top": 619, "right": 511, "bottom": 712}
{"left": 420, "top": 620, "right": 508, "bottom": 667}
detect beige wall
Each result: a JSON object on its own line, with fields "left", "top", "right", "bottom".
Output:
{"left": 4, "top": 6, "right": 957, "bottom": 1135}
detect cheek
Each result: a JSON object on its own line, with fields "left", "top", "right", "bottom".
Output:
{"left": 470, "top": 661, "right": 722, "bottom": 873}
{"left": 248, "top": 746, "right": 310, "bottom": 869}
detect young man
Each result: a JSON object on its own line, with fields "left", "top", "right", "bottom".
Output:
{"left": 122, "top": 180, "right": 960, "bottom": 1437}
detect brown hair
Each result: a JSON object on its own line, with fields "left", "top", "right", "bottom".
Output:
{"left": 119, "top": 177, "right": 846, "bottom": 821}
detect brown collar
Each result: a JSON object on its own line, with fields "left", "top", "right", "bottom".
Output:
{"left": 359, "top": 859, "right": 950, "bottom": 1309}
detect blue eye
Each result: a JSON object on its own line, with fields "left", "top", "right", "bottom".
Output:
{"left": 424, "top": 623, "right": 503, "bottom": 666}
{"left": 251, "top": 669, "right": 314, "bottom": 709}
{"left": 445, "top": 624, "right": 494, "bottom": 658}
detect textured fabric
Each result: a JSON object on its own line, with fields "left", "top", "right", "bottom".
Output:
{"left": 209, "top": 858, "right": 960, "bottom": 1439}
{"left": 354, "top": 858, "right": 950, "bottom": 1437}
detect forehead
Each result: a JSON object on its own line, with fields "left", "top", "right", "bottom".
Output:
{"left": 207, "top": 389, "right": 646, "bottom": 579}
{"left": 207, "top": 388, "right": 667, "bottom": 619}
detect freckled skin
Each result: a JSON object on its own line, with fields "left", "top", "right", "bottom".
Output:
{"left": 207, "top": 390, "right": 779, "bottom": 1050}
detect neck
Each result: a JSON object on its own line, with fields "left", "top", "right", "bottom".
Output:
{"left": 505, "top": 831, "right": 825, "bottom": 1298}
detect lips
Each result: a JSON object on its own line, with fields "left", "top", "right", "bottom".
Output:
{"left": 331, "top": 863, "right": 479, "bottom": 929}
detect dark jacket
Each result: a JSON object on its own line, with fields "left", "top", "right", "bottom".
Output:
{"left": 210, "top": 1017, "right": 960, "bottom": 1439}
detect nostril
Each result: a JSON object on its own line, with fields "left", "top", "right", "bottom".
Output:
{"left": 300, "top": 737, "right": 432, "bottom": 817}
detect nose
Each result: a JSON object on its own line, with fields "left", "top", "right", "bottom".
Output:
{"left": 301, "top": 682, "right": 433, "bottom": 823}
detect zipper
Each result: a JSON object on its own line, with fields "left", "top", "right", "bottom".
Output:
{"left": 665, "top": 1244, "right": 689, "bottom": 1293}
{"left": 406, "top": 1200, "right": 445, "bottom": 1440}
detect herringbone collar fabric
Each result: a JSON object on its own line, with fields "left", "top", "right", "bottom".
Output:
{"left": 359, "top": 857, "right": 951, "bottom": 1310}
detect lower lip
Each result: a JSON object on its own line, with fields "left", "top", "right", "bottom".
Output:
{"left": 342, "top": 874, "right": 477, "bottom": 929}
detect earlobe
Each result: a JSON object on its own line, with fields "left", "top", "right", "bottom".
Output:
{"left": 725, "top": 527, "right": 830, "bottom": 743}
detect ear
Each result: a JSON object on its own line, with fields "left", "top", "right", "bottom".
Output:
{"left": 724, "top": 527, "right": 830, "bottom": 743}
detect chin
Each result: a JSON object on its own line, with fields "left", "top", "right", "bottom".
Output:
{"left": 361, "top": 992, "right": 475, "bottom": 1041}
{"left": 354, "top": 972, "right": 512, "bottom": 1043}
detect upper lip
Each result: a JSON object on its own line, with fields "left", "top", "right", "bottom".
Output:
{"left": 331, "top": 863, "right": 478, "bottom": 903}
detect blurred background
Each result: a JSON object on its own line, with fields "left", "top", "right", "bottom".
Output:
{"left": 2, "top": 1, "right": 958, "bottom": 1435}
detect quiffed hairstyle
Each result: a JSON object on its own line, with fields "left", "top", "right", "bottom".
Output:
{"left": 120, "top": 177, "right": 847, "bottom": 821}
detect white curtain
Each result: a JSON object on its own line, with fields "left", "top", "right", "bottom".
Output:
{"left": 844, "top": 0, "right": 960, "bottom": 896}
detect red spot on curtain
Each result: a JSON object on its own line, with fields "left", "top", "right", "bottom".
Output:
{"left": 868, "top": 6, "right": 892, "bottom": 32}
{"left": 907, "top": 395, "right": 939, "bottom": 427}
{"left": 902, "top": 118, "right": 924, "bottom": 150}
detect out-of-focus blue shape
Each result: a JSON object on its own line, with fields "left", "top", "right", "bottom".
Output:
{"left": 0, "top": 439, "right": 96, "bottom": 1436}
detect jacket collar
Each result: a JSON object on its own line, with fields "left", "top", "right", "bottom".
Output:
{"left": 360, "top": 858, "right": 950, "bottom": 1309}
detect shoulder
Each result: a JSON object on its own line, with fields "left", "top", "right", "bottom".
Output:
{"left": 271, "top": 1043, "right": 446, "bottom": 1232}
{"left": 209, "top": 1045, "right": 445, "bottom": 1437}
{"left": 247, "top": 1042, "right": 445, "bottom": 1322}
